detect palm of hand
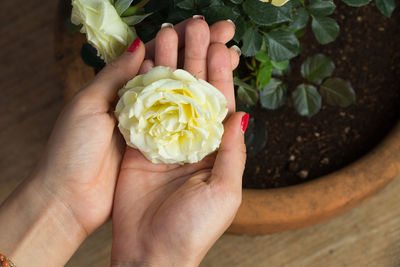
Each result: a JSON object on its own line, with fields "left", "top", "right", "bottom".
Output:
{"left": 112, "top": 147, "right": 238, "bottom": 265}
{"left": 111, "top": 19, "right": 244, "bottom": 266}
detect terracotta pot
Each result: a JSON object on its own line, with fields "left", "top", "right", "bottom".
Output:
{"left": 55, "top": 1, "right": 400, "bottom": 235}
{"left": 230, "top": 124, "right": 400, "bottom": 234}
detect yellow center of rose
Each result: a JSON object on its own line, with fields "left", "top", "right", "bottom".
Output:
{"left": 115, "top": 66, "right": 228, "bottom": 164}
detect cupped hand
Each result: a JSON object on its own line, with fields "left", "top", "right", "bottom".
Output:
{"left": 33, "top": 40, "right": 145, "bottom": 235}
{"left": 32, "top": 19, "right": 239, "bottom": 239}
{"left": 111, "top": 18, "right": 246, "bottom": 267}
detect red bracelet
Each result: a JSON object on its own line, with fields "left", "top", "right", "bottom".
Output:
{"left": 0, "top": 254, "right": 16, "bottom": 267}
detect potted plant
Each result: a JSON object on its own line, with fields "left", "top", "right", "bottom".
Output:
{"left": 55, "top": 0, "right": 400, "bottom": 234}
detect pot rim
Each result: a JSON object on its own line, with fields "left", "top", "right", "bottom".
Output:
{"left": 229, "top": 122, "right": 400, "bottom": 234}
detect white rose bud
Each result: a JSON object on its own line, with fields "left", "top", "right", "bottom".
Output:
{"left": 115, "top": 66, "right": 229, "bottom": 164}
{"left": 259, "top": 0, "right": 290, "bottom": 7}
{"left": 71, "top": 0, "right": 137, "bottom": 63}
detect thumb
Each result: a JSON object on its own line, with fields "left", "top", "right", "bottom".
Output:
{"left": 210, "top": 112, "right": 249, "bottom": 192}
{"left": 82, "top": 37, "right": 145, "bottom": 105}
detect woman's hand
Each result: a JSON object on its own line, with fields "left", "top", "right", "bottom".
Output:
{"left": 0, "top": 38, "right": 146, "bottom": 266}
{"left": 36, "top": 17, "right": 239, "bottom": 237}
{"left": 111, "top": 18, "right": 247, "bottom": 267}
{"left": 33, "top": 39, "right": 146, "bottom": 233}
{"left": 0, "top": 18, "right": 240, "bottom": 267}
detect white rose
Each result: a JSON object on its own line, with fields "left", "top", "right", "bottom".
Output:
{"left": 71, "top": 0, "right": 137, "bottom": 63}
{"left": 259, "top": 0, "right": 290, "bottom": 7}
{"left": 115, "top": 66, "right": 228, "bottom": 164}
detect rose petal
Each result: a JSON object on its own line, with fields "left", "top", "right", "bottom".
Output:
{"left": 115, "top": 66, "right": 228, "bottom": 164}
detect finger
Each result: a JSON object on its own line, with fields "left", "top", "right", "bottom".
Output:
{"left": 207, "top": 43, "right": 235, "bottom": 114}
{"left": 184, "top": 19, "right": 210, "bottom": 79}
{"left": 145, "top": 18, "right": 191, "bottom": 59}
{"left": 178, "top": 44, "right": 240, "bottom": 70}
{"left": 210, "top": 112, "right": 248, "bottom": 193}
{"left": 139, "top": 59, "right": 154, "bottom": 74}
{"left": 210, "top": 20, "right": 235, "bottom": 44}
{"left": 83, "top": 38, "right": 145, "bottom": 106}
{"left": 229, "top": 45, "right": 241, "bottom": 70}
{"left": 155, "top": 24, "right": 179, "bottom": 69}
{"left": 146, "top": 18, "right": 234, "bottom": 60}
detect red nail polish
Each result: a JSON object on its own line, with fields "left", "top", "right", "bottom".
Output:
{"left": 193, "top": 15, "right": 205, "bottom": 20}
{"left": 241, "top": 113, "right": 250, "bottom": 133}
{"left": 127, "top": 37, "right": 141, "bottom": 53}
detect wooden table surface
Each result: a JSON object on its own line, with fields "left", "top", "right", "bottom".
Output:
{"left": 1, "top": 0, "right": 399, "bottom": 266}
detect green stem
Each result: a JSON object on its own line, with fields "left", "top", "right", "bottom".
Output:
{"left": 122, "top": 0, "right": 150, "bottom": 16}
{"left": 134, "top": 0, "right": 151, "bottom": 10}
{"left": 122, "top": 6, "right": 137, "bottom": 16}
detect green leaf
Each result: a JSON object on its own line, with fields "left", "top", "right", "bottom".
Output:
{"left": 122, "top": 13, "right": 153, "bottom": 25}
{"left": 145, "top": 0, "right": 171, "bottom": 12}
{"left": 243, "top": 0, "right": 292, "bottom": 26}
{"left": 375, "top": 0, "right": 396, "bottom": 17}
{"left": 196, "top": 0, "right": 212, "bottom": 7}
{"left": 176, "top": 0, "right": 223, "bottom": 9}
{"left": 271, "top": 60, "right": 289, "bottom": 70}
{"left": 233, "top": 16, "right": 246, "bottom": 43}
{"left": 115, "top": 0, "right": 134, "bottom": 16}
{"left": 301, "top": 54, "right": 335, "bottom": 84}
{"left": 255, "top": 50, "right": 270, "bottom": 63}
{"left": 258, "top": 62, "right": 273, "bottom": 88}
{"left": 80, "top": 43, "right": 105, "bottom": 69}
{"left": 241, "top": 27, "right": 263, "bottom": 57}
{"left": 294, "top": 27, "right": 307, "bottom": 38}
{"left": 342, "top": 0, "right": 371, "bottom": 7}
{"left": 288, "top": 7, "right": 309, "bottom": 31}
{"left": 265, "top": 29, "right": 300, "bottom": 62}
{"left": 234, "top": 77, "right": 254, "bottom": 90}
{"left": 311, "top": 16, "right": 339, "bottom": 44}
{"left": 166, "top": 8, "right": 193, "bottom": 23}
{"left": 320, "top": 78, "right": 356, "bottom": 107}
{"left": 230, "top": 0, "right": 243, "bottom": 3}
{"left": 237, "top": 86, "right": 259, "bottom": 105}
{"left": 291, "top": 0, "right": 303, "bottom": 8}
{"left": 209, "top": 0, "right": 225, "bottom": 6}
{"left": 203, "top": 6, "right": 238, "bottom": 24}
{"left": 260, "top": 78, "right": 287, "bottom": 110}
{"left": 176, "top": 0, "right": 195, "bottom": 10}
{"left": 292, "top": 84, "right": 322, "bottom": 117}
{"left": 122, "top": 0, "right": 151, "bottom": 15}
{"left": 308, "top": 0, "right": 336, "bottom": 17}
{"left": 272, "top": 67, "right": 287, "bottom": 76}
{"left": 235, "top": 77, "right": 259, "bottom": 105}
{"left": 245, "top": 118, "right": 268, "bottom": 156}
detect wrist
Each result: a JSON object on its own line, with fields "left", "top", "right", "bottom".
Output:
{"left": 110, "top": 257, "right": 195, "bottom": 267}
{"left": 111, "top": 230, "right": 200, "bottom": 267}
{"left": 0, "top": 175, "right": 87, "bottom": 266}
{"left": 110, "top": 246, "right": 198, "bottom": 267}
{"left": 111, "top": 243, "right": 196, "bottom": 267}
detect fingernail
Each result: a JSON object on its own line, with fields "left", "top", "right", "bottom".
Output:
{"left": 127, "top": 37, "right": 141, "bottom": 53}
{"left": 161, "top": 22, "right": 174, "bottom": 29}
{"left": 241, "top": 114, "right": 250, "bottom": 133}
{"left": 193, "top": 15, "right": 205, "bottom": 20}
{"left": 230, "top": 45, "right": 241, "bottom": 56}
{"left": 227, "top": 19, "right": 236, "bottom": 29}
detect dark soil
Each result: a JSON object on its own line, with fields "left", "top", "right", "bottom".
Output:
{"left": 243, "top": 1, "right": 400, "bottom": 189}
